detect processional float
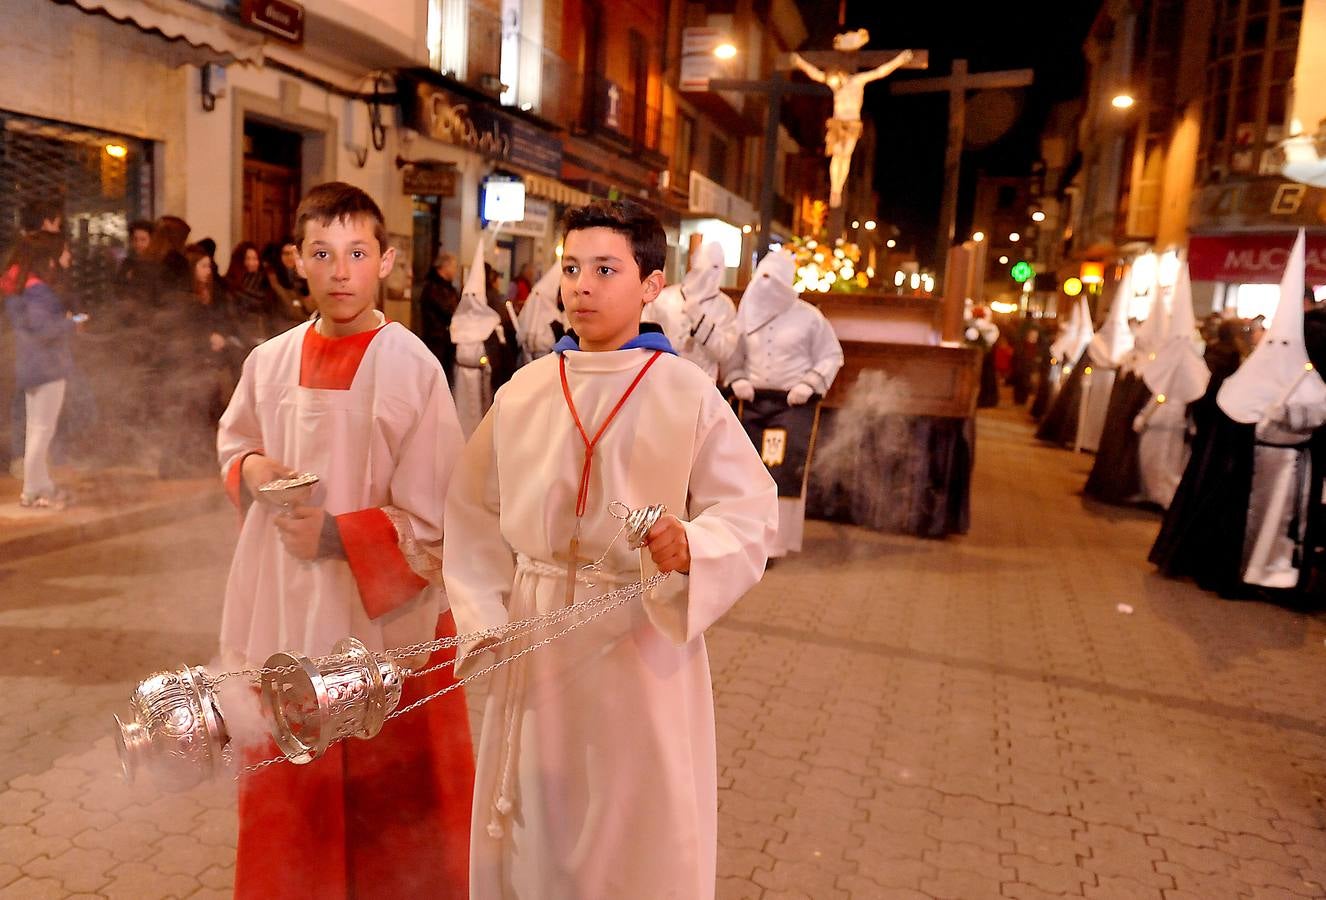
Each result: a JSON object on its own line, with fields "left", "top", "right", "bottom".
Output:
{"left": 112, "top": 477, "right": 668, "bottom": 791}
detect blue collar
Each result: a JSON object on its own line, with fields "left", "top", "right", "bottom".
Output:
{"left": 553, "top": 329, "right": 677, "bottom": 356}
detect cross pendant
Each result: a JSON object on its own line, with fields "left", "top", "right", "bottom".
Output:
{"left": 552, "top": 524, "right": 593, "bottom": 607}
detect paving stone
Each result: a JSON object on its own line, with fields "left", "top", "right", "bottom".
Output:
{"left": 0, "top": 867, "right": 17, "bottom": 890}
{"left": 752, "top": 859, "right": 850, "bottom": 899}
{"left": 100, "top": 861, "right": 200, "bottom": 900}
{"left": 196, "top": 864, "right": 233, "bottom": 891}
{"left": 1003, "top": 853, "right": 1096, "bottom": 895}
{"left": 919, "top": 866, "right": 1005, "bottom": 899}
{"left": 0, "top": 877, "right": 67, "bottom": 900}
{"left": 1219, "top": 831, "right": 1311, "bottom": 868}
{"left": 0, "top": 789, "right": 44, "bottom": 826}
{"left": 0, "top": 824, "right": 71, "bottom": 867}
{"left": 1083, "top": 873, "right": 1170, "bottom": 899}
{"left": 715, "top": 876, "right": 761, "bottom": 900}
{"left": 1227, "top": 856, "right": 1320, "bottom": 895}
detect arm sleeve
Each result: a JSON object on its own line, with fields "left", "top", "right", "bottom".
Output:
{"left": 217, "top": 352, "right": 264, "bottom": 512}
{"left": 338, "top": 364, "right": 467, "bottom": 619}
{"left": 640, "top": 395, "right": 778, "bottom": 643}
{"left": 803, "top": 310, "right": 845, "bottom": 394}
{"left": 723, "top": 327, "right": 750, "bottom": 386}
{"left": 692, "top": 295, "right": 741, "bottom": 374}
{"left": 443, "top": 402, "right": 516, "bottom": 677}
{"left": 16, "top": 291, "right": 73, "bottom": 345}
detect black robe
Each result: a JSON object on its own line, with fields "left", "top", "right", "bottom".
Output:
{"left": 1082, "top": 370, "right": 1151, "bottom": 504}
{"left": 1035, "top": 349, "right": 1087, "bottom": 446}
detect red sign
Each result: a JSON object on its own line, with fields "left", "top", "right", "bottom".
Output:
{"left": 241, "top": 0, "right": 304, "bottom": 44}
{"left": 1188, "top": 233, "right": 1326, "bottom": 284}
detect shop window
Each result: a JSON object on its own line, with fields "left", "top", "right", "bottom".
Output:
{"left": 0, "top": 112, "right": 152, "bottom": 313}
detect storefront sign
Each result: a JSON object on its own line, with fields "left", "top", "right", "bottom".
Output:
{"left": 402, "top": 165, "right": 457, "bottom": 197}
{"left": 503, "top": 198, "right": 553, "bottom": 238}
{"left": 402, "top": 78, "right": 563, "bottom": 178}
{"left": 1188, "top": 233, "right": 1326, "bottom": 283}
{"left": 240, "top": 0, "right": 304, "bottom": 44}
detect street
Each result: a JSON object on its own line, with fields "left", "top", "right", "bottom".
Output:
{"left": 2, "top": 408, "right": 1324, "bottom": 899}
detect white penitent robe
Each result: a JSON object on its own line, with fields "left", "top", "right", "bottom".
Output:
{"left": 217, "top": 317, "right": 466, "bottom": 665}
{"left": 1136, "top": 394, "right": 1189, "bottom": 508}
{"left": 443, "top": 346, "right": 778, "bottom": 900}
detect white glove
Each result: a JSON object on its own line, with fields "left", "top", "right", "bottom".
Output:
{"left": 730, "top": 379, "right": 755, "bottom": 402}
{"left": 787, "top": 383, "right": 815, "bottom": 406}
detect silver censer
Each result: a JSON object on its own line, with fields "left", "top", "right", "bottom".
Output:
{"left": 260, "top": 637, "right": 405, "bottom": 764}
{"left": 113, "top": 666, "right": 230, "bottom": 791}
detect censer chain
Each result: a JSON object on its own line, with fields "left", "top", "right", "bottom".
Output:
{"left": 233, "top": 572, "right": 670, "bottom": 778}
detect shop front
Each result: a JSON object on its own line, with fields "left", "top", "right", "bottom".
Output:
{"left": 1189, "top": 232, "right": 1326, "bottom": 320}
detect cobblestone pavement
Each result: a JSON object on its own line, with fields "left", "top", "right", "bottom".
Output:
{"left": 2, "top": 408, "right": 1324, "bottom": 898}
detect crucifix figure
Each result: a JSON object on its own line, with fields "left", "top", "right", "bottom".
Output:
{"left": 790, "top": 29, "right": 916, "bottom": 208}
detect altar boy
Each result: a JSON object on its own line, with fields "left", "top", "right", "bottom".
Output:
{"left": 216, "top": 182, "right": 472, "bottom": 898}
{"left": 443, "top": 199, "right": 778, "bottom": 898}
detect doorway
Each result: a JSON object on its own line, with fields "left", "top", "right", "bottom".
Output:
{"left": 242, "top": 119, "right": 301, "bottom": 249}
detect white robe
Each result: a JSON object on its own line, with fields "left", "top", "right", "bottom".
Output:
{"left": 443, "top": 347, "right": 778, "bottom": 900}
{"left": 643, "top": 285, "right": 739, "bottom": 382}
{"left": 727, "top": 300, "right": 844, "bottom": 557}
{"left": 216, "top": 319, "right": 466, "bottom": 666}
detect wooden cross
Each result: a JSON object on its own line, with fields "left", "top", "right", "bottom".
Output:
{"left": 891, "top": 60, "right": 1034, "bottom": 289}
{"left": 552, "top": 526, "right": 593, "bottom": 607}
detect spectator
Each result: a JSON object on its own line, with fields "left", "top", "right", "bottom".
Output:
{"left": 262, "top": 238, "right": 310, "bottom": 328}
{"left": 417, "top": 250, "right": 460, "bottom": 378}
{"left": 3, "top": 231, "right": 75, "bottom": 508}
{"left": 224, "top": 241, "right": 273, "bottom": 345}
{"left": 509, "top": 262, "right": 535, "bottom": 311}
{"left": 8, "top": 199, "right": 65, "bottom": 476}
{"left": 484, "top": 262, "right": 518, "bottom": 390}
{"left": 116, "top": 219, "right": 155, "bottom": 302}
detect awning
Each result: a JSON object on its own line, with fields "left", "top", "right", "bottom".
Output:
{"left": 64, "top": 0, "right": 265, "bottom": 65}
{"left": 1188, "top": 232, "right": 1326, "bottom": 283}
{"left": 522, "top": 171, "right": 592, "bottom": 207}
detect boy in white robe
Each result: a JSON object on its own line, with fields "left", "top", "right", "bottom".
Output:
{"left": 642, "top": 240, "right": 738, "bottom": 381}
{"left": 726, "top": 250, "right": 844, "bottom": 557}
{"left": 443, "top": 200, "right": 778, "bottom": 899}
{"left": 216, "top": 182, "right": 473, "bottom": 898}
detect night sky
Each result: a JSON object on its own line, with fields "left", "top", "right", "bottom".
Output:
{"left": 794, "top": 0, "right": 1102, "bottom": 268}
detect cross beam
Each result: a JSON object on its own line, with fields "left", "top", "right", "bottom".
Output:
{"left": 891, "top": 60, "right": 1033, "bottom": 289}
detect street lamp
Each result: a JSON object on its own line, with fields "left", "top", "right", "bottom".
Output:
{"left": 972, "top": 231, "right": 985, "bottom": 242}
{"left": 885, "top": 239, "right": 896, "bottom": 249}
{"left": 851, "top": 219, "right": 860, "bottom": 229}
{"left": 1031, "top": 210, "right": 1045, "bottom": 222}
{"left": 1111, "top": 93, "right": 1135, "bottom": 109}
{"left": 1009, "top": 232, "right": 1020, "bottom": 242}
{"left": 714, "top": 42, "right": 737, "bottom": 60}
{"left": 864, "top": 220, "right": 877, "bottom": 231}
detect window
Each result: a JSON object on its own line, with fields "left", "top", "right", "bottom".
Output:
{"left": 708, "top": 133, "right": 728, "bottom": 184}
{"left": 675, "top": 113, "right": 695, "bottom": 179}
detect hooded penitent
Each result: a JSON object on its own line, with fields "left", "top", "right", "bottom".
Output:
{"left": 1142, "top": 264, "right": 1210, "bottom": 408}
{"left": 1088, "top": 269, "right": 1136, "bottom": 369}
{"left": 450, "top": 243, "right": 501, "bottom": 346}
{"left": 645, "top": 242, "right": 737, "bottom": 381}
{"left": 1216, "top": 231, "right": 1326, "bottom": 589}
{"left": 1218, "top": 230, "right": 1326, "bottom": 427}
{"left": 1076, "top": 270, "right": 1137, "bottom": 452}
{"left": 1134, "top": 262, "right": 1209, "bottom": 508}
{"left": 516, "top": 263, "right": 563, "bottom": 362}
{"left": 736, "top": 250, "right": 799, "bottom": 331}
{"left": 451, "top": 242, "right": 502, "bottom": 437}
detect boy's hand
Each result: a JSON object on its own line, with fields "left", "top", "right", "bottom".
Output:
{"left": 273, "top": 505, "right": 325, "bottom": 561}
{"left": 644, "top": 514, "right": 691, "bottom": 575}
{"left": 242, "top": 453, "right": 296, "bottom": 495}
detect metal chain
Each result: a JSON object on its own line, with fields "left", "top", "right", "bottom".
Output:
{"left": 206, "top": 573, "right": 654, "bottom": 688}
{"left": 231, "top": 572, "right": 671, "bottom": 778}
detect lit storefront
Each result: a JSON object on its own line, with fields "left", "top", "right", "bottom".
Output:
{"left": 1189, "top": 232, "right": 1326, "bottom": 320}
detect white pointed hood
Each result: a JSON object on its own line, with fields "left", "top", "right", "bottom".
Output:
{"left": 1088, "top": 269, "right": 1136, "bottom": 367}
{"left": 449, "top": 242, "right": 502, "bottom": 345}
{"left": 1067, "top": 296, "right": 1094, "bottom": 363}
{"left": 1049, "top": 299, "right": 1080, "bottom": 363}
{"left": 516, "top": 263, "right": 563, "bottom": 354}
{"left": 737, "top": 250, "right": 799, "bottom": 328}
{"left": 1142, "top": 263, "right": 1210, "bottom": 405}
{"left": 681, "top": 242, "right": 726, "bottom": 303}
{"left": 1218, "top": 230, "right": 1326, "bottom": 423}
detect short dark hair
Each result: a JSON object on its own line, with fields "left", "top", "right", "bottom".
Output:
{"left": 128, "top": 219, "right": 154, "bottom": 237}
{"left": 560, "top": 200, "right": 666, "bottom": 278}
{"left": 21, "top": 197, "right": 64, "bottom": 233}
{"left": 294, "top": 182, "right": 388, "bottom": 253}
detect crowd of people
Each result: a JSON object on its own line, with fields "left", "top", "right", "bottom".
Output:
{"left": 1, "top": 202, "right": 315, "bottom": 506}
{"left": 993, "top": 241, "right": 1326, "bottom": 606}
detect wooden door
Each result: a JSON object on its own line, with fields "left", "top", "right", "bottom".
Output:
{"left": 243, "top": 159, "right": 299, "bottom": 249}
